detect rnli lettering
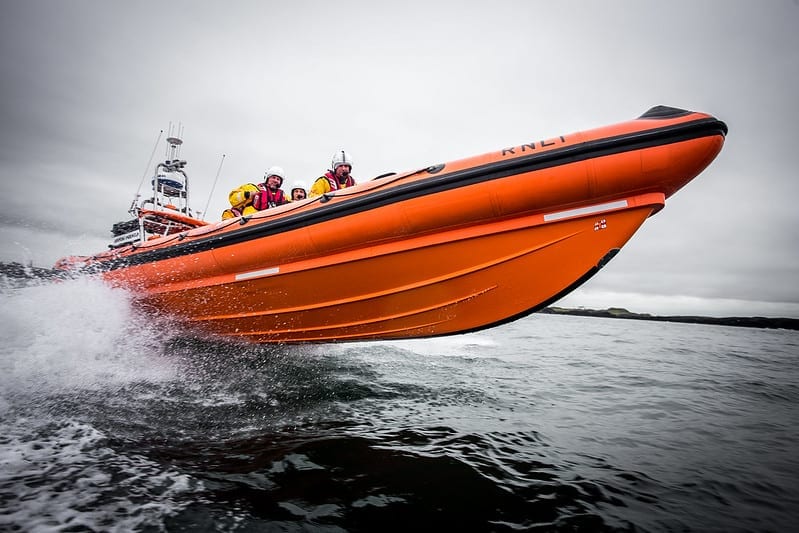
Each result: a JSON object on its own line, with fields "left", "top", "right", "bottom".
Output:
{"left": 502, "top": 136, "right": 566, "bottom": 156}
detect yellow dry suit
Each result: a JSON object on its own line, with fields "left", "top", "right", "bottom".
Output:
{"left": 222, "top": 183, "right": 261, "bottom": 219}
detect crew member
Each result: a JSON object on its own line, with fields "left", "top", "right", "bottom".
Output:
{"left": 290, "top": 182, "right": 307, "bottom": 201}
{"left": 222, "top": 165, "right": 288, "bottom": 219}
{"left": 308, "top": 150, "right": 356, "bottom": 198}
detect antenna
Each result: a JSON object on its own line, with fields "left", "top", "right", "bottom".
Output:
{"left": 164, "top": 122, "right": 184, "bottom": 159}
{"left": 165, "top": 135, "right": 183, "bottom": 162}
{"left": 130, "top": 129, "right": 163, "bottom": 215}
{"left": 202, "top": 154, "right": 227, "bottom": 220}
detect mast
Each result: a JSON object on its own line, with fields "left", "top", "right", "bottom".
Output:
{"left": 111, "top": 124, "right": 202, "bottom": 248}
{"left": 150, "top": 123, "right": 189, "bottom": 214}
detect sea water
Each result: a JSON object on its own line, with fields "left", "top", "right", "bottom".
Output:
{"left": 1, "top": 276, "right": 797, "bottom": 532}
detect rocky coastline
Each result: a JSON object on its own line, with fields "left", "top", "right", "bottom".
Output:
{"left": 541, "top": 306, "right": 799, "bottom": 331}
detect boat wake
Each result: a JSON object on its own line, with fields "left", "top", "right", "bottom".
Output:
{"left": 0, "top": 275, "right": 178, "bottom": 394}
{"left": 1, "top": 275, "right": 795, "bottom": 531}
{"left": 0, "top": 275, "right": 340, "bottom": 530}
{"left": 0, "top": 276, "right": 204, "bottom": 530}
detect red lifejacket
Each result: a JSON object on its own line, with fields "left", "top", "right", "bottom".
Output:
{"left": 322, "top": 171, "right": 355, "bottom": 191}
{"left": 252, "top": 184, "right": 287, "bottom": 210}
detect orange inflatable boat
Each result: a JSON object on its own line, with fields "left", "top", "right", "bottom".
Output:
{"left": 55, "top": 106, "right": 727, "bottom": 343}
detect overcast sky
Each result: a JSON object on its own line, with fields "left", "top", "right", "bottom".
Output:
{"left": 1, "top": 0, "right": 797, "bottom": 318}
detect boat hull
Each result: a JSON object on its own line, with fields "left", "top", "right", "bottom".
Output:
{"left": 185, "top": 197, "right": 660, "bottom": 342}
{"left": 59, "top": 106, "right": 727, "bottom": 343}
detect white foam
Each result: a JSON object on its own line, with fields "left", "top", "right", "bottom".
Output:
{"left": 0, "top": 276, "right": 178, "bottom": 396}
{"left": 345, "top": 332, "right": 499, "bottom": 360}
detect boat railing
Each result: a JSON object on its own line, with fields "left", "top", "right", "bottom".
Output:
{"left": 140, "top": 213, "right": 196, "bottom": 238}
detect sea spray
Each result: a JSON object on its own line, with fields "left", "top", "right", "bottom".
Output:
{"left": 0, "top": 275, "right": 177, "bottom": 394}
{"left": 0, "top": 275, "right": 206, "bottom": 531}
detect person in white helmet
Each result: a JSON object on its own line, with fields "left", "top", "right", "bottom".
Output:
{"left": 221, "top": 165, "right": 288, "bottom": 219}
{"left": 252, "top": 165, "right": 289, "bottom": 209}
{"left": 309, "top": 150, "right": 356, "bottom": 198}
{"left": 289, "top": 182, "right": 307, "bottom": 201}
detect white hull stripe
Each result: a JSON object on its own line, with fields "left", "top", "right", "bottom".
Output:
{"left": 232, "top": 201, "right": 630, "bottom": 280}
{"left": 543, "top": 200, "right": 629, "bottom": 222}
{"left": 235, "top": 267, "right": 280, "bottom": 281}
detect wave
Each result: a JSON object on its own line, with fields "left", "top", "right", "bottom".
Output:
{"left": 0, "top": 276, "right": 178, "bottom": 398}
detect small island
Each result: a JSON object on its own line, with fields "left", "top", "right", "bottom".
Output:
{"left": 541, "top": 306, "right": 799, "bottom": 331}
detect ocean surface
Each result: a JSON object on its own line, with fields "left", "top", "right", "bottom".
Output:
{"left": 1, "top": 276, "right": 797, "bottom": 532}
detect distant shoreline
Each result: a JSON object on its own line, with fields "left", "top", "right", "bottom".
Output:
{"left": 2, "top": 262, "right": 796, "bottom": 331}
{"left": 0, "top": 261, "right": 60, "bottom": 280}
{"left": 541, "top": 306, "right": 799, "bottom": 331}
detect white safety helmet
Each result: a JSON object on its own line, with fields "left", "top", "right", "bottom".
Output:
{"left": 290, "top": 181, "right": 307, "bottom": 200}
{"left": 331, "top": 150, "right": 353, "bottom": 170}
{"left": 265, "top": 165, "right": 285, "bottom": 187}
